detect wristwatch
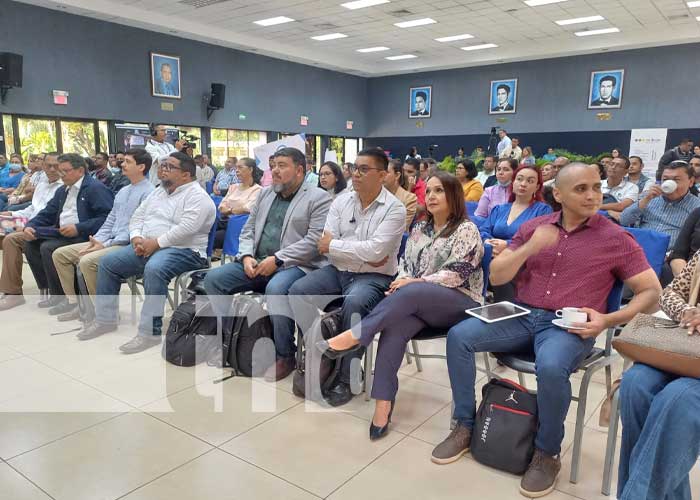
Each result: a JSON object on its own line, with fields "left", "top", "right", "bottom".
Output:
{"left": 274, "top": 256, "right": 284, "bottom": 268}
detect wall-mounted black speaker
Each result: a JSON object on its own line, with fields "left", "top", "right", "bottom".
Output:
{"left": 0, "top": 53, "right": 23, "bottom": 87}
{"left": 209, "top": 83, "right": 225, "bottom": 109}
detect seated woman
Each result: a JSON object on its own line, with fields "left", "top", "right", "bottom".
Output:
{"left": 473, "top": 158, "right": 516, "bottom": 219}
{"left": 617, "top": 251, "right": 700, "bottom": 500}
{"left": 318, "top": 171, "right": 484, "bottom": 440}
{"left": 520, "top": 146, "right": 536, "bottom": 166}
{"left": 455, "top": 159, "right": 483, "bottom": 202}
{"left": 214, "top": 157, "right": 263, "bottom": 249}
{"left": 667, "top": 206, "right": 700, "bottom": 285}
{"left": 317, "top": 161, "right": 347, "bottom": 199}
{"left": 384, "top": 159, "right": 417, "bottom": 231}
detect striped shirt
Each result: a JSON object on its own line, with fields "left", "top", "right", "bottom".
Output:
{"left": 619, "top": 192, "right": 700, "bottom": 248}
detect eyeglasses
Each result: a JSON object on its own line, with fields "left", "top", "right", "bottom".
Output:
{"left": 350, "top": 165, "right": 382, "bottom": 176}
{"left": 319, "top": 171, "right": 334, "bottom": 177}
{"left": 158, "top": 162, "right": 183, "bottom": 172}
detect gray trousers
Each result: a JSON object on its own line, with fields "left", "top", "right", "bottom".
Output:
{"left": 357, "top": 281, "right": 479, "bottom": 401}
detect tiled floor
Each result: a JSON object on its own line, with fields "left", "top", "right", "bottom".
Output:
{"left": 1, "top": 263, "right": 698, "bottom": 500}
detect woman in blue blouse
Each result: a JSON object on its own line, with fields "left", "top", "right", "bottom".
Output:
{"left": 480, "top": 165, "right": 550, "bottom": 301}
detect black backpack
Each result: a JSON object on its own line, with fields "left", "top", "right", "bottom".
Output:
{"left": 222, "top": 293, "right": 274, "bottom": 377}
{"left": 470, "top": 378, "right": 538, "bottom": 475}
{"left": 292, "top": 309, "right": 343, "bottom": 400}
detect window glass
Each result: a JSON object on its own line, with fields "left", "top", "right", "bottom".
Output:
{"left": 248, "top": 131, "right": 267, "bottom": 159}
{"left": 178, "top": 126, "right": 202, "bottom": 155}
{"left": 328, "top": 137, "right": 344, "bottom": 164}
{"left": 229, "top": 130, "right": 249, "bottom": 158}
{"left": 98, "top": 121, "right": 109, "bottom": 153}
{"left": 2, "top": 114, "right": 15, "bottom": 155}
{"left": 210, "top": 128, "right": 228, "bottom": 168}
{"left": 61, "top": 121, "right": 96, "bottom": 157}
{"left": 18, "top": 118, "right": 57, "bottom": 162}
{"left": 344, "top": 138, "right": 358, "bottom": 164}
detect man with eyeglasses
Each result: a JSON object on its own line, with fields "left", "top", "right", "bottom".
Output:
{"left": 3, "top": 154, "right": 113, "bottom": 312}
{"left": 0, "top": 153, "right": 64, "bottom": 311}
{"left": 203, "top": 147, "right": 331, "bottom": 381}
{"left": 621, "top": 160, "right": 700, "bottom": 249}
{"left": 145, "top": 124, "right": 184, "bottom": 186}
{"left": 77, "top": 152, "right": 215, "bottom": 354}
{"left": 289, "top": 148, "right": 406, "bottom": 407}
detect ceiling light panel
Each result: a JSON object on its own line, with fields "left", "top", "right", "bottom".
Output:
{"left": 254, "top": 16, "right": 294, "bottom": 26}
{"left": 524, "top": 0, "right": 568, "bottom": 6}
{"left": 556, "top": 15, "right": 605, "bottom": 26}
{"left": 341, "top": 0, "right": 390, "bottom": 10}
{"left": 575, "top": 27, "right": 620, "bottom": 36}
{"left": 688, "top": 1, "right": 700, "bottom": 7}
{"left": 357, "top": 46, "right": 390, "bottom": 52}
{"left": 461, "top": 43, "right": 498, "bottom": 51}
{"left": 385, "top": 54, "right": 417, "bottom": 60}
{"left": 435, "top": 34, "right": 474, "bottom": 42}
{"left": 311, "top": 33, "right": 348, "bottom": 40}
{"left": 394, "top": 18, "right": 437, "bottom": 28}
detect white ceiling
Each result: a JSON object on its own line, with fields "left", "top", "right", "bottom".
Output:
{"left": 16, "top": 0, "right": 700, "bottom": 76}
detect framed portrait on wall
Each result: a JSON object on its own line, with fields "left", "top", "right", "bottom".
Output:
{"left": 409, "top": 86, "right": 432, "bottom": 118}
{"left": 489, "top": 78, "right": 518, "bottom": 114}
{"left": 588, "top": 69, "right": 624, "bottom": 109}
{"left": 150, "top": 52, "right": 181, "bottom": 99}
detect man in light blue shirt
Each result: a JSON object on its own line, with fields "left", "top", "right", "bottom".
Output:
{"left": 620, "top": 161, "right": 700, "bottom": 248}
{"left": 51, "top": 149, "right": 155, "bottom": 321}
{"left": 496, "top": 129, "right": 512, "bottom": 159}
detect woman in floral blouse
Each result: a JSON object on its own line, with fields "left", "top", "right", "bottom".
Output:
{"left": 320, "top": 171, "right": 485, "bottom": 440}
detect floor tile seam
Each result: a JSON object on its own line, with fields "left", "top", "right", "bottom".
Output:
{"left": 214, "top": 401, "right": 303, "bottom": 448}
{"left": 3, "top": 460, "right": 58, "bottom": 500}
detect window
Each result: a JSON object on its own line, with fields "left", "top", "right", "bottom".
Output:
{"left": 315, "top": 136, "right": 322, "bottom": 170}
{"left": 178, "top": 126, "right": 202, "bottom": 155}
{"left": 210, "top": 128, "right": 229, "bottom": 168}
{"left": 18, "top": 118, "right": 57, "bottom": 162}
{"left": 98, "top": 121, "right": 109, "bottom": 153}
{"left": 61, "top": 120, "right": 96, "bottom": 157}
{"left": 344, "top": 138, "right": 358, "bottom": 164}
{"left": 328, "top": 137, "right": 345, "bottom": 163}
{"left": 230, "top": 130, "right": 249, "bottom": 158}
{"left": 248, "top": 131, "right": 267, "bottom": 155}
{"left": 210, "top": 129, "right": 267, "bottom": 167}
{"left": 2, "top": 114, "right": 15, "bottom": 155}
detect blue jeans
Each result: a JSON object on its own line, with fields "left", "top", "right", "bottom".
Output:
{"left": 203, "top": 262, "right": 306, "bottom": 359}
{"left": 446, "top": 306, "right": 595, "bottom": 455}
{"left": 289, "top": 265, "right": 392, "bottom": 384}
{"left": 6, "top": 201, "right": 31, "bottom": 211}
{"left": 618, "top": 363, "right": 700, "bottom": 500}
{"left": 95, "top": 246, "right": 205, "bottom": 336}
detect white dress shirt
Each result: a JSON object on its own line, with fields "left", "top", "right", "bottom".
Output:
{"left": 129, "top": 181, "right": 216, "bottom": 258}
{"left": 12, "top": 176, "right": 63, "bottom": 220}
{"left": 602, "top": 178, "right": 639, "bottom": 203}
{"left": 59, "top": 176, "right": 84, "bottom": 227}
{"left": 145, "top": 139, "right": 177, "bottom": 185}
{"left": 325, "top": 187, "right": 406, "bottom": 276}
{"left": 476, "top": 171, "right": 494, "bottom": 185}
{"left": 497, "top": 136, "right": 512, "bottom": 158}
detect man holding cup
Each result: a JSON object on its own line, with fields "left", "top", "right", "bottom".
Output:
{"left": 620, "top": 160, "right": 700, "bottom": 249}
{"left": 431, "top": 163, "right": 662, "bottom": 498}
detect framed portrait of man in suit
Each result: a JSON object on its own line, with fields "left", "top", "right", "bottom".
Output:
{"left": 489, "top": 78, "right": 517, "bottom": 115}
{"left": 409, "top": 86, "right": 432, "bottom": 118}
{"left": 150, "top": 52, "right": 181, "bottom": 99}
{"left": 588, "top": 69, "right": 624, "bottom": 109}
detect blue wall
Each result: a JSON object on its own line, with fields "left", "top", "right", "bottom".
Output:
{"left": 0, "top": 0, "right": 367, "bottom": 137}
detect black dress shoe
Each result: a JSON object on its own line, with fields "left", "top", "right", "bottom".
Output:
{"left": 38, "top": 296, "right": 66, "bottom": 309}
{"left": 315, "top": 339, "right": 361, "bottom": 360}
{"left": 323, "top": 380, "right": 354, "bottom": 407}
{"left": 369, "top": 400, "right": 395, "bottom": 441}
{"left": 49, "top": 301, "right": 77, "bottom": 316}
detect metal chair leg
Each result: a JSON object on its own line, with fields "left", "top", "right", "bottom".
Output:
{"left": 482, "top": 352, "right": 494, "bottom": 378}
{"left": 569, "top": 368, "right": 594, "bottom": 484}
{"left": 605, "top": 364, "right": 613, "bottom": 395}
{"left": 602, "top": 388, "right": 621, "bottom": 496}
{"left": 364, "top": 341, "right": 374, "bottom": 401}
{"left": 405, "top": 344, "right": 413, "bottom": 365}
{"left": 411, "top": 339, "right": 423, "bottom": 372}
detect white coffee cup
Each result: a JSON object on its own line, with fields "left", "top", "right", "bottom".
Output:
{"left": 555, "top": 307, "right": 588, "bottom": 326}
{"left": 661, "top": 179, "right": 677, "bottom": 194}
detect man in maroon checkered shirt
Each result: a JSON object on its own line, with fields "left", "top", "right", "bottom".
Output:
{"left": 432, "top": 163, "right": 662, "bottom": 498}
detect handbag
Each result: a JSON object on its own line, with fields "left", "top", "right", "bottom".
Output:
{"left": 612, "top": 313, "right": 700, "bottom": 378}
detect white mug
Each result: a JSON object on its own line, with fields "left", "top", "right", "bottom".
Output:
{"left": 661, "top": 179, "right": 677, "bottom": 194}
{"left": 555, "top": 307, "right": 588, "bottom": 325}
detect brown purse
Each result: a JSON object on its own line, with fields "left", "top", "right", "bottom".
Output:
{"left": 612, "top": 313, "right": 700, "bottom": 378}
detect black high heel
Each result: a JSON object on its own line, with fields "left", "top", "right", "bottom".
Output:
{"left": 315, "top": 339, "right": 361, "bottom": 360}
{"left": 369, "top": 400, "right": 395, "bottom": 441}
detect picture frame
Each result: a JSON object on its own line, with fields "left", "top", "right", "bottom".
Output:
{"left": 150, "top": 52, "right": 181, "bottom": 99}
{"left": 588, "top": 69, "right": 624, "bottom": 110}
{"left": 409, "top": 85, "right": 432, "bottom": 119}
{"left": 489, "top": 78, "right": 518, "bottom": 115}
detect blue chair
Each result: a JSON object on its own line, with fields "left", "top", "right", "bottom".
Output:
{"left": 364, "top": 243, "right": 494, "bottom": 401}
{"left": 210, "top": 194, "right": 223, "bottom": 207}
{"left": 205, "top": 180, "right": 214, "bottom": 194}
{"left": 494, "top": 226, "right": 668, "bottom": 490}
{"left": 466, "top": 201, "right": 479, "bottom": 219}
{"left": 221, "top": 214, "right": 250, "bottom": 264}
{"left": 173, "top": 215, "right": 220, "bottom": 307}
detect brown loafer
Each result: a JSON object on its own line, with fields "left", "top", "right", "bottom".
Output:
{"left": 0, "top": 294, "right": 26, "bottom": 311}
{"left": 264, "top": 356, "right": 296, "bottom": 382}
{"left": 519, "top": 449, "right": 561, "bottom": 498}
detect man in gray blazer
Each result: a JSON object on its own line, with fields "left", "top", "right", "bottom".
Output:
{"left": 204, "top": 147, "right": 332, "bottom": 382}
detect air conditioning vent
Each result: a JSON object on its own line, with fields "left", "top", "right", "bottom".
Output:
{"left": 389, "top": 9, "right": 413, "bottom": 17}
{"left": 178, "top": 0, "right": 231, "bottom": 8}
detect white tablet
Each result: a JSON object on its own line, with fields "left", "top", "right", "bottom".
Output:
{"left": 466, "top": 301, "right": 531, "bottom": 323}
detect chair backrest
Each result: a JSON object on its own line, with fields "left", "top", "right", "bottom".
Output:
{"left": 205, "top": 180, "right": 214, "bottom": 194}
{"left": 481, "top": 243, "right": 493, "bottom": 297}
{"left": 606, "top": 280, "right": 624, "bottom": 314}
{"left": 222, "top": 214, "right": 250, "bottom": 257}
{"left": 624, "top": 227, "right": 671, "bottom": 276}
{"left": 466, "top": 201, "right": 479, "bottom": 219}
{"left": 398, "top": 232, "right": 409, "bottom": 262}
{"left": 210, "top": 194, "right": 223, "bottom": 208}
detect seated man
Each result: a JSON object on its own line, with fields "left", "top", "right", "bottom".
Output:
{"left": 0, "top": 153, "right": 44, "bottom": 212}
{"left": 89, "top": 152, "right": 114, "bottom": 188}
{"left": 51, "top": 149, "right": 154, "bottom": 321}
{"left": 289, "top": 148, "right": 406, "bottom": 407}
{"left": 203, "top": 148, "right": 331, "bottom": 381}
{"left": 600, "top": 156, "right": 639, "bottom": 220}
{"left": 79, "top": 152, "right": 216, "bottom": 354}
{"left": 620, "top": 160, "right": 700, "bottom": 248}
{"left": 431, "top": 163, "right": 661, "bottom": 498}
{"left": 0, "top": 153, "right": 64, "bottom": 310}
{"left": 22, "top": 154, "right": 113, "bottom": 311}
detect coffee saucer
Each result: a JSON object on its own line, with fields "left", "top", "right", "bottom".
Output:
{"left": 552, "top": 318, "right": 585, "bottom": 330}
